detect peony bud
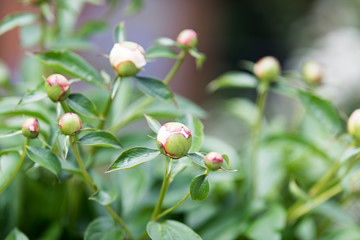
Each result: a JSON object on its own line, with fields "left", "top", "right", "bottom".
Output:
{"left": 204, "top": 152, "right": 223, "bottom": 171}
{"left": 156, "top": 122, "right": 192, "bottom": 159}
{"left": 348, "top": 109, "right": 360, "bottom": 140}
{"left": 59, "top": 113, "right": 82, "bottom": 136}
{"left": 45, "top": 74, "right": 70, "bottom": 102}
{"left": 302, "top": 61, "right": 323, "bottom": 85}
{"left": 109, "top": 41, "right": 146, "bottom": 77}
{"left": 254, "top": 56, "right": 281, "bottom": 82}
{"left": 22, "top": 117, "right": 40, "bottom": 139}
{"left": 176, "top": 29, "right": 198, "bottom": 48}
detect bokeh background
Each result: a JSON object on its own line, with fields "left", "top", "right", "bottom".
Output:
{"left": 2, "top": 0, "right": 360, "bottom": 108}
{"left": 2, "top": 1, "right": 360, "bottom": 239}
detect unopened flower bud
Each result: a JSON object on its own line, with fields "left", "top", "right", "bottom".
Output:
{"left": 59, "top": 113, "right": 82, "bottom": 136}
{"left": 109, "top": 41, "right": 146, "bottom": 77}
{"left": 156, "top": 122, "right": 192, "bottom": 159}
{"left": 177, "top": 29, "right": 198, "bottom": 48}
{"left": 348, "top": 109, "right": 360, "bottom": 140}
{"left": 22, "top": 117, "right": 40, "bottom": 139}
{"left": 302, "top": 61, "right": 323, "bottom": 85}
{"left": 254, "top": 56, "right": 281, "bottom": 82}
{"left": 204, "top": 152, "right": 223, "bottom": 171}
{"left": 45, "top": 74, "right": 70, "bottom": 102}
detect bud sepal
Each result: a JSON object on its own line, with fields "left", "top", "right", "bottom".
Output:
{"left": 156, "top": 122, "right": 192, "bottom": 159}
{"left": 45, "top": 74, "right": 70, "bottom": 102}
{"left": 254, "top": 56, "right": 281, "bottom": 83}
{"left": 302, "top": 61, "right": 323, "bottom": 85}
{"left": 22, "top": 117, "right": 40, "bottom": 139}
{"left": 204, "top": 152, "right": 223, "bottom": 171}
{"left": 59, "top": 113, "right": 82, "bottom": 136}
{"left": 176, "top": 29, "right": 198, "bottom": 48}
{"left": 109, "top": 41, "right": 146, "bottom": 77}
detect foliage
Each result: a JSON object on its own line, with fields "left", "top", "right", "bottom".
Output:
{"left": 1, "top": 1, "right": 360, "bottom": 240}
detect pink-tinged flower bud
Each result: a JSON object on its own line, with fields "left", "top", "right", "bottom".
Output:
{"left": 59, "top": 113, "right": 82, "bottom": 136}
{"left": 176, "top": 29, "right": 198, "bottom": 47}
{"left": 254, "top": 56, "right": 281, "bottom": 82}
{"left": 45, "top": 74, "right": 70, "bottom": 102}
{"left": 109, "top": 41, "right": 146, "bottom": 77}
{"left": 302, "top": 61, "right": 323, "bottom": 85}
{"left": 204, "top": 152, "right": 223, "bottom": 171}
{"left": 22, "top": 118, "right": 40, "bottom": 139}
{"left": 156, "top": 122, "right": 192, "bottom": 159}
{"left": 348, "top": 109, "right": 360, "bottom": 140}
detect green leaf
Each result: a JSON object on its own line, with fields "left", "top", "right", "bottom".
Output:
{"left": 26, "top": 147, "right": 62, "bottom": 178}
{"left": 146, "top": 46, "right": 178, "bottom": 60}
{"left": 114, "top": 21, "right": 126, "bottom": 43}
{"left": 289, "top": 178, "right": 310, "bottom": 201}
{"left": 153, "top": 37, "right": 176, "bottom": 47}
{"left": 222, "top": 154, "right": 230, "bottom": 168}
{"left": 31, "top": 50, "right": 103, "bottom": 87}
{"left": 5, "top": 228, "right": 29, "bottom": 240}
{"left": 40, "top": 3, "right": 54, "bottom": 22}
{"left": 125, "top": 0, "right": 144, "bottom": 15}
{"left": 179, "top": 114, "right": 203, "bottom": 152}
{"left": 189, "top": 49, "right": 206, "bottom": 68}
{"left": 67, "top": 93, "right": 100, "bottom": 118}
{"left": 89, "top": 189, "right": 117, "bottom": 206}
{"left": 263, "top": 134, "right": 331, "bottom": 161}
{"left": 145, "top": 95, "right": 207, "bottom": 119}
{"left": 246, "top": 205, "right": 286, "bottom": 240}
{"left": 208, "top": 72, "right": 258, "bottom": 92}
{"left": 144, "top": 114, "right": 161, "bottom": 133}
{"left": 78, "top": 130, "right": 122, "bottom": 148}
{"left": 133, "top": 76, "right": 175, "bottom": 104}
{"left": 76, "top": 20, "right": 107, "bottom": 39}
{"left": 0, "top": 151, "right": 21, "bottom": 193}
{"left": 187, "top": 152, "right": 206, "bottom": 168}
{"left": 147, "top": 220, "right": 202, "bottom": 240}
{"left": 84, "top": 217, "right": 123, "bottom": 240}
{"left": 226, "top": 98, "right": 258, "bottom": 127}
{"left": 106, "top": 147, "right": 160, "bottom": 172}
{"left": 0, "top": 131, "right": 22, "bottom": 139}
{"left": 0, "top": 13, "right": 37, "bottom": 36}
{"left": 16, "top": 91, "right": 47, "bottom": 107}
{"left": 190, "top": 174, "right": 209, "bottom": 201}
{"left": 298, "top": 90, "right": 343, "bottom": 136}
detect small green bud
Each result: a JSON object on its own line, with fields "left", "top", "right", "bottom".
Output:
{"left": 45, "top": 74, "right": 70, "bottom": 102}
{"left": 177, "top": 29, "right": 198, "bottom": 48}
{"left": 109, "top": 41, "right": 146, "bottom": 77}
{"left": 302, "top": 61, "right": 323, "bottom": 85}
{"left": 254, "top": 56, "right": 281, "bottom": 82}
{"left": 348, "top": 109, "right": 360, "bottom": 140}
{"left": 204, "top": 152, "right": 223, "bottom": 171}
{"left": 22, "top": 117, "right": 40, "bottom": 139}
{"left": 156, "top": 122, "right": 192, "bottom": 159}
{"left": 59, "top": 113, "right": 82, "bottom": 136}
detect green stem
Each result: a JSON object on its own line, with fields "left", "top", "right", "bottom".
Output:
{"left": 309, "top": 160, "right": 341, "bottom": 196}
{"left": 69, "top": 136, "right": 133, "bottom": 239}
{"left": 0, "top": 138, "right": 29, "bottom": 194}
{"left": 164, "top": 49, "right": 187, "bottom": 85}
{"left": 61, "top": 101, "right": 71, "bottom": 113}
{"left": 70, "top": 136, "right": 97, "bottom": 192}
{"left": 249, "top": 81, "right": 269, "bottom": 200}
{"left": 105, "top": 205, "right": 134, "bottom": 240}
{"left": 98, "top": 95, "right": 112, "bottom": 130}
{"left": 39, "top": 8, "right": 46, "bottom": 52}
{"left": 109, "top": 98, "right": 152, "bottom": 133}
{"left": 287, "top": 183, "right": 343, "bottom": 223}
{"left": 156, "top": 191, "right": 190, "bottom": 220}
{"left": 109, "top": 50, "right": 187, "bottom": 133}
{"left": 151, "top": 157, "right": 173, "bottom": 220}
